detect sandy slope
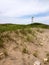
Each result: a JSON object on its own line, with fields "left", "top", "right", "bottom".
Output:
{"left": 0, "top": 28, "right": 49, "bottom": 65}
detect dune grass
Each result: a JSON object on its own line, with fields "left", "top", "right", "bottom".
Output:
{"left": 0, "top": 37, "right": 4, "bottom": 48}
{"left": 0, "top": 23, "right": 49, "bottom": 32}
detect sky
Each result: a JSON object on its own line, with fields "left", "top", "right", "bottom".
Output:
{"left": 0, "top": 0, "right": 49, "bottom": 24}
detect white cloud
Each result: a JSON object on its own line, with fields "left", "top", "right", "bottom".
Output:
{"left": 34, "top": 15, "right": 49, "bottom": 25}
{"left": 0, "top": 0, "right": 49, "bottom": 17}
{"left": 0, "top": 17, "right": 31, "bottom": 24}
{"left": 0, "top": 15, "right": 49, "bottom": 25}
{"left": 0, "top": 0, "right": 49, "bottom": 24}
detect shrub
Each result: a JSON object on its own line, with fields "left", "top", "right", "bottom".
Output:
{"left": 22, "top": 48, "right": 28, "bottom": 54}
{"left": 47, "top": 57, "right": 49, "bottom": 62}
{"left": 0, "top": 38, "right": 4, "bottom": 48}
{"left": 46, "top": 53, "right": 49, "bottom": 63}
{"left": 46, "top": 53, "right": 49, "bottom": 57}
{"left": 20, "top": 29, "right": 27, "bottom": 35}
{"left": 36, "top": 29, "right": 44, "bottom": 33}
{"left": 4, "top": 49, "right": 8, "bottom": 57}
{"left": 27, "top": 35, "right": 34, "bottom": 43}
{"left": 33, "top": 51, "right": 38, "bottom": 57}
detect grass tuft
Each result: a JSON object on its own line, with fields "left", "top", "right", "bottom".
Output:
{"left": 0, "top": 37, "right": 4, "bottom": 48}
{"left": 22, "top": 48, "right": 28, "bottom": 54}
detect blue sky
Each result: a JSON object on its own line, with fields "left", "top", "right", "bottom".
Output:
{"left": 0, "top": 0, "right": 49, "bottom": 24}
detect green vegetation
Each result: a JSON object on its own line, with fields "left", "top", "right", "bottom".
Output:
{"left": 27, "top": 35, "right": 34, "bottom": 43}
{"left": 33, "top": 50, "right": 38, "bottom": 57}
{"left": 26, "top": 29, "right": 32, "bottom": 34}
{"left": 36, "top": 29, "right": 44, "bottom": 33}
{"left": 0, "top": 23, "right": 49, "bottom": 32}
{"left": 4, "top": 50, "right": 8, "bottom": 57}
{"left": 22, "top": 48, "right": 28, "bottom": 54}
{"left": 20, "top": 29, "right": 27, "bottom": 35}
{"left": 0, "top": 24, "right": 26, "bottom": 32}
{"left": 46, "top": 53, "right": 49, "bottom": 63}
{"left": 0, "top": 37, "right": 4, "bottom": 48}
{"left": 0, "top": 23, "right": 49, "bottom": 48}
{"left": 47, "top": 57, "right": 49, "bottom": 63}
{"left": 46, "top": 53, "right": 49, "bottom": 57}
